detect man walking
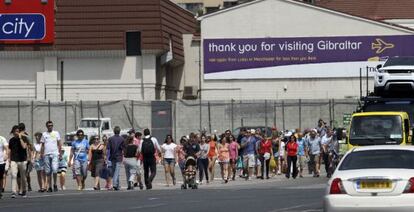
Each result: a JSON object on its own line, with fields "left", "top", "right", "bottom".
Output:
{"left": 306, "top": 129, "right": 321, "bottom": 177}
{"left": 139, "top": 129, "right": 161, "bottom": 190}
{"left": 107, "top": 126, "right": 124, "bottom": 190}
{"left": 241, "top": 129, "right": 257, "bottom": 180}
{"left": 40, "top": 121, "right": 62, "bottom": 192}
{"left": 69, "top": 130, "right": 89, "bottom": 190}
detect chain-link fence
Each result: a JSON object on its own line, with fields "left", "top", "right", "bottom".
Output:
{"left": 0, "top": 99, "right": 358, "bottom": 143}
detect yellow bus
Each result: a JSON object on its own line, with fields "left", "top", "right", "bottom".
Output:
{"left": 347, "top": 111, "right": 411, "bottom": 150}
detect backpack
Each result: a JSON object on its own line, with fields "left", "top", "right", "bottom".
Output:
{"left": 141, "top": 137, "right": 155, "bottom": 157}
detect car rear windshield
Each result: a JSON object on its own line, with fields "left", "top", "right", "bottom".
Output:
{"left": 339, "top": 150, "right": 414, "bottom": 170}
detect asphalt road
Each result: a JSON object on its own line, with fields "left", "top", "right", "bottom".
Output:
{"left": 0, "top": 170, "right": 327, "bottom": 212}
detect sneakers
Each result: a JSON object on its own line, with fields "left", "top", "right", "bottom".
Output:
{"left": 11, "top": 193, "right": 16, "bottom": 198}
{"left": 53, "top": 185, "right": 58, "bottom": 192}
{"left": 139, "top": 183, "right": 144, "bottom": 190}
{"left": 21, "top": 192, "right": 27, "bottom": 198}
{"left": 61, "top": 186, "right": 66, "bottom": 191}
{"left": 113, "top": 186, "right": 120, "bottom": 191}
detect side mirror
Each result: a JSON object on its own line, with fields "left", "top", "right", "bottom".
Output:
{"left": 376, "top": 64, "right": 382, "bottom": 70}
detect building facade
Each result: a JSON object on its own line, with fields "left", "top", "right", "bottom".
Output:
{"left": 191, "top": 0, "right": 414, "bottom": 100}
{"left": 0, "top": 0, "right": 196, "bottom": 101}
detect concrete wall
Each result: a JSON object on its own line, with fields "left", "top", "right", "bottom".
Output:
{"left": 0, "top": 52, "right": 164, "bottom": 101}
{"left": 194, "top": 0, "right": 413, "bottom": 100}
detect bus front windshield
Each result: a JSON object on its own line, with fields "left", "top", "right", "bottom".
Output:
{"left": 349, "top": 115, "right": 403, "bottom": 145}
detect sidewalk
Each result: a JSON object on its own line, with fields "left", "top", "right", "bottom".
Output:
{"left": 2, "top": 163, "right": 328, "bottom": 194}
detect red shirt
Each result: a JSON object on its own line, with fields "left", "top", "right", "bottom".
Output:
{"left": 286, "top": 141, "right": 298, "bottom": 157}
{"left": 259, "top": 139, "right": 272, "bottom": 155}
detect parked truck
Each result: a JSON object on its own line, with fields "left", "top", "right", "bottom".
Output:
{"left": 65, "top": 117, "right": 130, "bottom": 145}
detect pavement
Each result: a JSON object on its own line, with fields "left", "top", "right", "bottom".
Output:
{"left": 1, "top": 164, "right": 329, "bottom": 212}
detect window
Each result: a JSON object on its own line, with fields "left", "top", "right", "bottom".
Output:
{"left": 339, "top": 150, "right": 414, "bottom": 170}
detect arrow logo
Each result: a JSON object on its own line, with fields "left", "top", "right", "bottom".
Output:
{"left": 371, "top": 38, "right": 394, "bottom": 54}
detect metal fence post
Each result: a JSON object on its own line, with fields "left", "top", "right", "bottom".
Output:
{"left": 48, "top": 100, "right": 51, "bottom": 121}
{"left": 332, "top": 99, "right": 335, "bottom": 128}
{"left": 208, "top": 101, "right": 211, "bottom": 134}
{"left": 273, "top": 101, "right": 276, "bottom": 128}
{"left": 299, "top": 99, "right": 302, "bottom": 130}
{"left": 64, "top": 101, "right": 67, "bottom": 138}
{"left": 282, "top": 100, "right": 285, "bottom": 131}
{"left": 98, "top": 101, "right": 100, "bottom": 139}
{"left": 131, "top": 100, "right": 134, "bottom": 129}
{"left": 231, "top": 99, "right": 234, "bottom": 131}
{"left": 74, "top": 103, "right": 77, "bottom": 130}
{"left": 80, "top": 100, "right": 84, "bottom": 119}
{"left": 329, "top": 99, "right": 332, "bottom": 127}
{"left": 17, "top": 100, "right": 20, "bottom": 124}
{"left": 31, "top": 101, "right": 34, "bottom": 142}
{"left": 264, "top": 100, "right": 268, "bottom": 128}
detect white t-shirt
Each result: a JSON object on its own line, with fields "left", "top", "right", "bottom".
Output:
{"left": 279, "top": 141, "right": 286, "bottom": 157}
{"left": 161, "top": 143, "right": 177, "bottom": 159}
{"left": 0, "top": 136, "right": 8, "bottom": 164}
{"left": 41, "top": 131, "right": 61, "bottom": 155}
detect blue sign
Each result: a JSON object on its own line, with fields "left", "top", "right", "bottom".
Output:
{"left": 0, "top": 14, "right": 45, "bottom": 40}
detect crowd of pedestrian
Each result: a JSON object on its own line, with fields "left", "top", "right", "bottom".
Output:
{"left": 0, "top": 118, "right": 345, "bottom": 199}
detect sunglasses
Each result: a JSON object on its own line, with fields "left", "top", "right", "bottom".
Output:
{"left": 47, "top": 125, "right": 53, "bottom": 127}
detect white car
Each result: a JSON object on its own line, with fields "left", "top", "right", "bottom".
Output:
{"left": 324, "top": 145, "right": 414, "bottom": 212}
{"left": 374, "top": 56, "right": 414, "bottom": 95}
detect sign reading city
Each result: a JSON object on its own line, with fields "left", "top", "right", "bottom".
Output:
{"left": 203, "top": 35, "right": 414, "bottom": 79}
{"left": 0, "top": 0, "right": 54, "bottom": 43}
{"left": 0, "top": 14, "right": 45, "bottom": 40}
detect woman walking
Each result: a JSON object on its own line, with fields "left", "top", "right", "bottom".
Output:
{"left": 217, "top": 136, "right": 230, "bottom": 183}
{"left": 207, "top": 134, "right": 218, "bottom": 182}
{"left": 286, "top": 135, "right": 299, "bottom": 179}
{"left": 9, "top": 125, "right": 28, "bottom": 198}
{"left": 228, "top": 135, "right": 239, "bottom": 181}
{"left": 123, "top": 136, "right": 139, "bottom": 190}
{"left": 198, "top": 135, "right": 210, "bottom": 184}
{"left": 88, "top": 136, "right": 106, "bottom": 190}
{"left": 33, "top": 132, "right": 46, "bottom": 192}
{"left": 161, "top": 135, "right": 178, "bottom": 187}
{"left": 258, "top": 136, "right": 273, "bottom": 179}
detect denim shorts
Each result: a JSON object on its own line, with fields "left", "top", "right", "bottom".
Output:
{"left": 44, "top": 153, "right": 59, "bottom": 175}
{"left": 34, "top": 159, "right": 45, "bottom": 171}
{"left": 74, "top": 160, "right": 88, "bottom": 177}
{"left": 164, "top": 158, "right": 175, "bottom": 166}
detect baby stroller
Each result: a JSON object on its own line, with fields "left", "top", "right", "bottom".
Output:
{"left": 181, "top": 156, "right": 198, "bottom": 189}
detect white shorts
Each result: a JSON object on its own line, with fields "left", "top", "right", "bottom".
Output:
{"left": 243, "top": 154, "right": 255, "bottom": 168}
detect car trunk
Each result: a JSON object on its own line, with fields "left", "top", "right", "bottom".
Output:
{"left": 336, "top": 169, "right": 413, "bottom": 196}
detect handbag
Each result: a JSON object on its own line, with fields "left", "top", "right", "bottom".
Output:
{"left": 99, "top": 166, "right": 109, "bottom": 180}
{"left": 236, "top": 156, "right": 244, "bottom": 170}
{"left": 269, "top": 156, "right": 277, "bottom": 169}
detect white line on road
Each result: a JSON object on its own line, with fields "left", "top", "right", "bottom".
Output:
{"left": 127, "top": 203, "right": 167, "bottom": 210}
{"left": 268, "top": 203, "right": 320, "bottom": 212}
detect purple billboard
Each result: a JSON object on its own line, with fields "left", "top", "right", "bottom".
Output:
{"left": 203, "top": 35, "right": 414, "bottom": 79}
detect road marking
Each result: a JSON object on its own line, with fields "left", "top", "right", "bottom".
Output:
{"left": 127, "top": 203, "right": 167, "bottom": 210}
{"left": 285, "top": 183, "right": 326, "bottom": 189}
{"left": 269, "top": 203, "right": 320, "bottom": 212}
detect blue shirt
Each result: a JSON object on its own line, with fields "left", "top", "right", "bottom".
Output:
{"left": 297, "top": 138, "right": 306, "bottom": 156}
{"left": 71, "top": 139, "right": 89, "bottom": 162}
{"left": 241, "top": 136, "right": 256, "bottom": 155}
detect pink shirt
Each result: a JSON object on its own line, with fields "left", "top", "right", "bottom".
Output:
{"left": 229, "top": 141, "right": 238, "bottom": 160}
